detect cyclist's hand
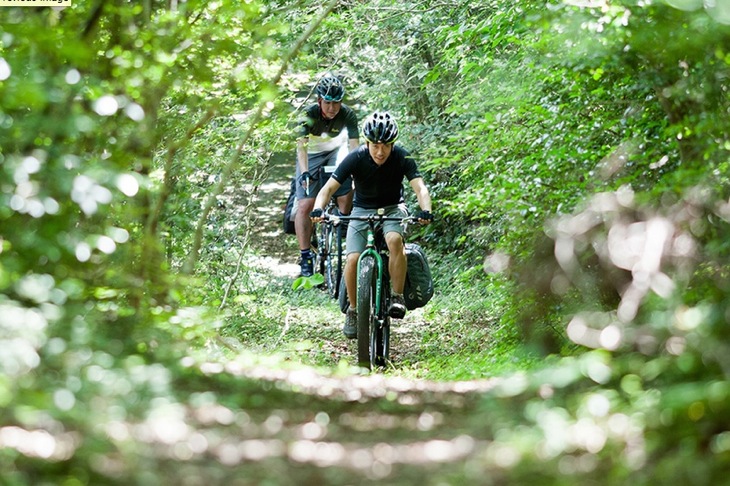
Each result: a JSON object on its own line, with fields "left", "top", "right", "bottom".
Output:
{"left": 310, "top": 207, "right": 324, "bottom": 223}
{"left": 298, "top": 171, "right": 312, "bottom": 196}
{"left": 415, "top": 210, "right": 433, "bottom": 224}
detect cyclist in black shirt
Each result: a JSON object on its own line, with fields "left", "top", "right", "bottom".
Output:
{"left": 311, "top": 112, "right": 433, "bottom": 339}
{"left": 294, "top": 74, "right": 359, "bottom": 277}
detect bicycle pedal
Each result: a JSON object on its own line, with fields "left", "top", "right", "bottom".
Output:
{"left": 388, "top": 307, "right": 406, "bottom": 319}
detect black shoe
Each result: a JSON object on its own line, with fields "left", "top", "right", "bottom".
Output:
{"left": 343, "top": 307, "right": 357, "bottom": 339}
{"left": 389, "top": 293, "right": 406, "bottom": 319}
{"left": 300, "top": 251, "right": 314, "bottom": 277}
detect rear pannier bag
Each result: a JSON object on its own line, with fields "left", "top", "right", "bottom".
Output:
{"left": 339, "top": 243, "right": 434, "bottom": 314}
{"left": 403, "top": 242, "right": 434, "bottom": 310}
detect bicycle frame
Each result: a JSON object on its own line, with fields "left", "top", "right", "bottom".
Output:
{"left": 358, "top": 231, "right": 385, "bottom": 314}
{"left": 315, "top": 166, "right": 345, "bottom": 298}
{"left": 328, "top": 210, "right": 416, "bottom": 369}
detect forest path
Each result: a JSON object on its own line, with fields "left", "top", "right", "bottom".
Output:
{"left": 226, "top": 154, "right": 451, "bottom": 373}
{"left": 187, "top": 156, "right": 506, "bottom": 484}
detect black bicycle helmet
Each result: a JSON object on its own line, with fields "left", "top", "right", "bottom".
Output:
{"left": 362, "top": 111, "right": 399, "bottom": 144}
{"left": 316, "top": 74, "right": 345, "bottom": 102}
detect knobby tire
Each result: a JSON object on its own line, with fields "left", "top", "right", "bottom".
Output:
{"left": 325, "top": 224, "right": 342, "bottom": 299}
{"left": 356, "top": 256, "right": 377, "bottom": 369}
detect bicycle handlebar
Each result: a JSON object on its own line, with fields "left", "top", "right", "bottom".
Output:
{"left": 323, "top": 213, "right": 419, "bottom": 225}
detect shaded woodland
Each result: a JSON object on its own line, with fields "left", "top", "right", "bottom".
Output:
{"left": 1, "top": 1, "right": 730, "bottom": 484}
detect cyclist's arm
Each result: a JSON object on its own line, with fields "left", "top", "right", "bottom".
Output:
{"left": 347, "top": 138, "right": 359, "bottom": 152}
{"left": 297, "top": 137, "right": 309, "bottom": 175}
{"left": 410, "top": 177, "right": 432, "bottom": 223}
{"left": 311, "top": 177, "right": 342, "bottom": 222}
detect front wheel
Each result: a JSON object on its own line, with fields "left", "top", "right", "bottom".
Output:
{"left": 324, "top": 224, "right": 343, "bottom": 298}
{"left": 356, "top": 256, "right": 377, "bottom": 369}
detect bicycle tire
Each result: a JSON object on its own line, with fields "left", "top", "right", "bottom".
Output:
{"left": 315, "top": 225, "right": 326, "bottom": 277}
{"left": 325, "top": 226, "right": 343, "bottom": 298}
{"left": 356, "top": 256, "right": 377, "bottom": 369}
{"left": 373, "top": 288, "right": 391, "bottom": 368}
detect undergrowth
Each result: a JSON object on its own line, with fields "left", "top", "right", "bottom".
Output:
{"left": 214, "top": 243, "right": 544, "bottom": 381}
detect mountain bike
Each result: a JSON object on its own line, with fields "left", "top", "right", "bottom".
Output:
{"left": 313, "top": 166, "right": 346, "bottom": 298}
{"left": 326, "top": 209, "right": 418, "bottom": 370}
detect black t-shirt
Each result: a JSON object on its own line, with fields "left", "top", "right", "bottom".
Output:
{"left": 297, "top": 104, "right": 359, "bottom": 153}
{"left": 332, "top": 144, "right": 422, "bottom": 209}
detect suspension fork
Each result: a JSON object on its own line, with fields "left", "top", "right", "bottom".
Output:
{"left": 357, "top": 230, "right": 384, "bottom": 315}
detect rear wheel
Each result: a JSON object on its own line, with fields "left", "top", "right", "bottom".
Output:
{"left": 324, "top": 223, "right": 343, "bottom": 298}
{"left": 356, "top": 256, "right": 377, "bottom": 369}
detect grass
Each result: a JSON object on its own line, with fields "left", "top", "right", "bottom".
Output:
{"left": 211, "top": 244, "right": 545, "bottom": 382}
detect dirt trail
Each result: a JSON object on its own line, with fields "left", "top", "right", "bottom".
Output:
{"left": 248, "top": 158, "right": 301, "bottom": 276}
{"left": 178, "top": 156, "right": 510, "bottom": 486}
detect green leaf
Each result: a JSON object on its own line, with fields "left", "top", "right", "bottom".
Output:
{"left": 291, "top": 273, "right": 324, "bottom": 291}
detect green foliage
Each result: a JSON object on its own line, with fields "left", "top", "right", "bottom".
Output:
{"left": 291, "top": 273, "right": 325, "bottom": 290}
{"left": 2, "top": 0, "right": 730, "bottom": 483}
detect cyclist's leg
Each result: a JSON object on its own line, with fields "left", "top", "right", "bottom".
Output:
{"left": 382, "top": 205, "right": 409, "bottom": 317}
{"left": 380, "top": 204, "right": 408, "bottom": 293}
{"left": 336, "top": 191, "right": 353, "bottom": 215}
{"left": 344, "top": 211, "right": 369, "bottom": 308}
{"left": 332, "top": 177, "right": 353, "bottom": 238}
{"left": 344, "top": 253, "right": 360, "bottom": 309}
{"left": 385, "top": 231, "right": 406, "bottom": 294}
{"left": 295, "top": 152, "right": 328, "bottom": 275}
{"left": 333, "top": 177, "right": 354, "bottom": 215}
{"left": 343, "top": 250, "right": 362, "bottom": 339}
{"left": 294, "top": 197, "right": 316, "bottom": 250}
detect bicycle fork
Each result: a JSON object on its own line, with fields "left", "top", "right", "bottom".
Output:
{"left": 357, "top": 234, "right": 387, "bottom": 325}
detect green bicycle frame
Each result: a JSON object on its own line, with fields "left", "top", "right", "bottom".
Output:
{"left": 356, "top": 230, "right": 384, "bottom": 316}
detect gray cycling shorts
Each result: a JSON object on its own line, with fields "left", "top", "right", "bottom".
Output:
{"left": 295, "top": 150, "right": 353, "bottom": 200}
{"left": 345, "top": 204, "right": 409, "bottom": 255}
